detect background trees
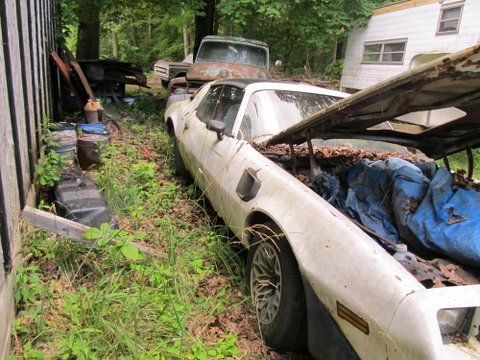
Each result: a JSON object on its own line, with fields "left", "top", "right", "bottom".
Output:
{"left": 60, "top": 0, "right": 395, "bottom": 75}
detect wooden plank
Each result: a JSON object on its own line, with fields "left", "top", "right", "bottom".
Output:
{"left": 1, "top": 1, "right": 30, "bottom": 206}
{"left": 0, "top": 273, "right": 15, "bottom": 359}
{"left": 23, "top": 206, "right": 166, "bottom": 259}
{"left": 34, "top": 0, "right": 46, "bottom": 125}
{"left": 18, "top": 0, "right": 38, "bottom": 179}
{"left": 23, "top": 206, "right": 91, "bottom": 243}
{"left": 373, "top": 0, "right": 439, "bottom": 15}
{"left": 28, "top": 0, "right": 42, "bottom": 152}
{"left": 0, "top": 232, "right": 5, "bottom": 287}
{"left": 39, "top": 0, "right": 51, "bottom": 120}
{"left": 0, "top": 14, "right": 21, "bottom": 274}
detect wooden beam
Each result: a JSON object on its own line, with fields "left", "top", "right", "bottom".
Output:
{"left": 374, "top": 0, "right": 439, "bottom": 15}
{"left": 22, "top": 206, "right": 165, "bottom": 259}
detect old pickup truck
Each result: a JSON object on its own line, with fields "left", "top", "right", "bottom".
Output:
{"left": 166, "top": 35, "right": 271, "bottom": 105}
{"left": 153, "top": 54, "right": 193, "bottom": 88}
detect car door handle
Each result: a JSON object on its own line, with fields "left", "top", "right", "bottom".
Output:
{"left": 236, "top": 168, "right": 261, "bottom": 202}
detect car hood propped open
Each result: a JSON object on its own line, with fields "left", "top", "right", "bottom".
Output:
{"left": 266, "top": 45, "right": 480, "bottom": 159}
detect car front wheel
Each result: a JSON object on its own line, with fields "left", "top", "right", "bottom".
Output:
{"left": 247, "top": 222, "right": 307, "bottom": 351}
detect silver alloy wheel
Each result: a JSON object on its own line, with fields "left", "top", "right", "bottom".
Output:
{"left": 250, "top": 242, "right": 282, "bottom": 325}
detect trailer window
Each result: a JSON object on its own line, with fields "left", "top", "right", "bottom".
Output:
{"left": 362, "top": 39, "right": 407, "bottom": 64}
{"left": 437, "top": 3, "right": 464, "bottom": 35}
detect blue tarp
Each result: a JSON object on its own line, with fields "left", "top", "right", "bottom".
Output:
{"left": 320, "top": 157, "right": 480, "bottom": 267}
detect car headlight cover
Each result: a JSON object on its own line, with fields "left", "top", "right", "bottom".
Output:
{"left": 437, "top": 307, "right": 477, "bottom": 344}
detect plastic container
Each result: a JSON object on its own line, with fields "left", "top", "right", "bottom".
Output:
{"left": 84, "top": 99, "right": 99, "bottom": 123}
{"left": 94, "top": 100, "right": 104, "bottom": 121}
{"left": 47, "top": 129, "right": 77, "bottom": 161}
{"left": 77, "top": 134, "right": 109, "bottom": 170}
{"left": 393, "top": 244, "right": 417, "bottom": 262}
{"left": 54, "top": 170, "right": 117, "bottom": 229}
{"left": 77, "top": 122, "right": 110, "bottom": 137}
{"left": 50, "top": 122, "right": 76, "bottom": 131}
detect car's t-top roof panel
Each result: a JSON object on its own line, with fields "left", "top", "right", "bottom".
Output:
{"left": 266, "top": 45, "right": 480, "bottom": 159}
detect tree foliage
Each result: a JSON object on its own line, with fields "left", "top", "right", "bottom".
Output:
{"left": 59, "top": 0, "right": 394, "bottom": 74}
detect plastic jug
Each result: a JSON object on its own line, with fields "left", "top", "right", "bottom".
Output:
{"left": 94, "top": 99, "right": 104, "bottom": 121}
{"left": 84, "top": 99, "right": 98, "bottom": 123}
{"left": 393, "top": 244, "right": 417, "bottom": 262}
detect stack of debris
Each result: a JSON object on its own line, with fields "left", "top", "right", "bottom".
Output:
{"left": 51, "top": 50, "right": 148, "bottom": 106}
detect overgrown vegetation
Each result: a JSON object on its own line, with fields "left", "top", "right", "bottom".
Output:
{"left": 443, "top": 149, "right": 480, "bottom": 179}
{"left": 34, "top": 125, "right": 69, "bottom": 188}
{"left": 10, "top": 106, "right": 274, "bottom": 359}
{"left": 60, "top": 0, "right": 395, "bottom": 74}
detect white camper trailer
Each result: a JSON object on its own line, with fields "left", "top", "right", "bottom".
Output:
{"left": 341, "top": 0, "right": 480, "bottom": 92}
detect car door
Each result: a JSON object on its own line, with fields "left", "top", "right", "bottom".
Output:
{"left": 179, "top": 85, "right": 223, "bottom": 187}
{"left": 199, "top": 85, "right": 246, "bottom": 214}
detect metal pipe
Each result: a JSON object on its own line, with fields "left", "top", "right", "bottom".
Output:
{"left": 466, "top": 147, "right": 474, "bottom": 179}
{"left": 288, "top": 140, "right": 297, "bottom": 176}
{"left": 307, "top": 138, "right": 316, "bottom": 178}
{"left": 443, "top": 156, "right": 451, "bottom": 172}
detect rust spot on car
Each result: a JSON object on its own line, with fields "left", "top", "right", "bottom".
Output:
{"left": 186, "top": 61, "right": 271, "bottom": 82}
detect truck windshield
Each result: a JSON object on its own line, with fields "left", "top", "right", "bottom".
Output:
{"left": 196, "top": 41, "right": 268, "bottom": 68}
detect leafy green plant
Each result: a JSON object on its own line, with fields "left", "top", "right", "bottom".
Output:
{"left": 84, "top": 223, "right": 145, "bottom": 262}
{"left": 325, "top": 59, "right": 344, "bottom": 78}
{"left": 34, "top": 147, "right": 67, "bottom": 187}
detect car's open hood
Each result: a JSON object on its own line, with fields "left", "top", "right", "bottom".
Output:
{"left": 266, "top": 45, "right": 480, "bottom": 159}
{"left": 186, "top": 61, "right": 271, "bottom": 82}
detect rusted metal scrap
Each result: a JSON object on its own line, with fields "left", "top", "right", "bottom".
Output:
{"left": 452, "top": 171, "right": 480, "bottom": 192}
{"left": 78, "top": 59, "right": 148, "bottom": 99}
{"left": 395, "top": 256, "right": 479, "bottom": 288}
{"left": 51, "top": 50, "right": 148, "bottom": 105}
{"left": 51, "top": 50, "right": 96, "bottom": 105}
{"left": 255, "top": 143, "right": 422, "bottom": 166}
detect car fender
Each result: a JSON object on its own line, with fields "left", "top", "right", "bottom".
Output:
{"left": 238, "top": 158, "right": 424, "bottom": 359}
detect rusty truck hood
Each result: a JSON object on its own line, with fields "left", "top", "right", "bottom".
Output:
{"left": 186, "top": 61, "right": 271, "bottom": 82}
{"left": 266, "top": 45, "right": 480, "bottom": 159}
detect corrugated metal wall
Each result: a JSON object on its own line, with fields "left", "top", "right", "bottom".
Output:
{"left": 0, "top": 0, "right": 56, "bottom": 356}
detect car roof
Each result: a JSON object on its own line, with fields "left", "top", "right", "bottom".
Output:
{"left": 202, "top": 35, "right": 268, "bottom": 48}
{"left": 212, "top": 78, "right": 349, "bottom": 98}
{"left": 266, "top": 45, "right": 480, "bottom": 159}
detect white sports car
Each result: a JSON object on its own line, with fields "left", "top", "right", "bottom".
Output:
{"left": 165, "top": 46, "right": 480, "bottom": 359}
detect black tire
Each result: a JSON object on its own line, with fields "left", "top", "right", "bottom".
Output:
{"left": 247, "top": 221, "right": 307, "bottom": 351}
{"left": 171, "top": 137, "right": 187, "bottom": 176}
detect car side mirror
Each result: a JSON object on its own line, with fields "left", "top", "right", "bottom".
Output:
{"left": 207, "top": 120, "right": 226, "bottom": 141}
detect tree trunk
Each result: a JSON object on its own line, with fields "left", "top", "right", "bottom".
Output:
{"left": 336, "top": 39, "right": 345, "bottom": 60}
{"left": 75, "top": 0, "right": 101, "bottom": 59}
{"left": 148, "top": 13, "right": 152, "bottom": 42}
{"left": 193, "top": 0, "right": 216, "bottom": 59}
{"left": 132, "top": 24, "right": 138, "bottom": 47}
{"left": 112, "top": 31, "right": 118, "bottom": 58}
{"left": 183, "top": 24, "right": 190, "bottom": 58}
{"left": 332, "top": 38, "right": 338, "bottom": 63}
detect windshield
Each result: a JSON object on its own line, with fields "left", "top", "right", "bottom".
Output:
{"left": 239, "top": 90, "right": 340, "bottom": 141}
{"left": 196, "top": 41, "right": 268, "bottom": 68}
{"left": 239, "top": 89, "right": 410, "bottom": 153}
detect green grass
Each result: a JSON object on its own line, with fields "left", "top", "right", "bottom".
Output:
{"left": 10, "top": 104, "right": 270, "bottom": 359}
{"left": 441, "top": 149, "right": 480, "bottom": 179}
